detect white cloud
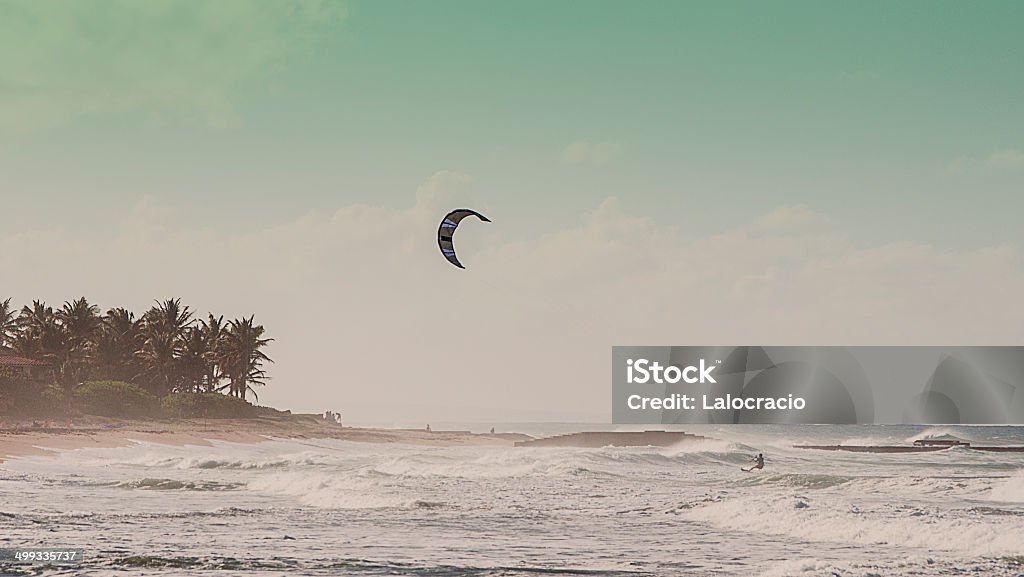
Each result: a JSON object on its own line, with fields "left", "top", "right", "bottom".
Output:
{"left": 946, "top": 148, "right": 1024, "bottom": 174}
{"left": 2, "top": 176, "right": 1022, "bottom": 423}
{"left": 751, "top": 204, "right": 833, "bottom": 234}
{"left": 985, "top": 149, "right": 1024, "bottom": 170}
{"left": 563, "top": 140, "right": 623, "bottom": 166}
{"left": 412, "top": 170, "right": 475, "bottom": 215}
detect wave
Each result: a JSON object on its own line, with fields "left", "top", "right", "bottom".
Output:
{"left": 734, "top": 470, "right": 1016, "bottom": 502}
{"left": 987, "top": 469, "right": 1024, "bottom": 503}
{"left": 116, "top": 451, "right": 339, "bottom": 471}
{"left": 903, "top": 427, "right": 969, "bottom": 444}
{"left": 756, "top": 559, "right": 844, "bottom": 577}
{"left": 757, "top": 556, "right": 1024, "bottom": 577}
{"left": 738, "top": 473, "right": 856, "bottom": 490}
{"left": 682, "top": 492, "right": 1024, "bottom": 555}
{"left": 115, "top": 478, "right": 244, "bottom": 491}
{"left": 38, "top": 437, "right": 754, "bottom": 480}
{"left": 63, "top": 477, "right": 244, "bottom": 491}
{"left": 246, "top": 472, "right": 441, "bottom": 510}
{"left": 363, "top": 443, "right": 749, "bottom": 480}
{"left": 99, "top": 555, "right": 641, "bottom": 576}
{"left": 107, "top": 555, "right": 285, "bottom": 571}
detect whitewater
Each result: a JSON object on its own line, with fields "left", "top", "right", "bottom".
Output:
{"left": 2, "top": 424, "right": 1023, "bottom": 576}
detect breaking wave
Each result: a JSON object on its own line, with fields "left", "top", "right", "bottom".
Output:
{"left": 683, "top": 491, "right": 1024, "bottom": 555}
{"left": 246, "top": 472, "right": 443, "bottom": 510}
{"left": 988, "top": 469, "right": 1024, "bottom": 503}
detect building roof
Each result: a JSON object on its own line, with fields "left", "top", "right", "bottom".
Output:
{"left": 0, "top": 354, "right": 49, "bottom": 367}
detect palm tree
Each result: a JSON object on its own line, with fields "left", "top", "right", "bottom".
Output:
{"left": 142, "top": 298, "right": 193, "bottom": 338}
{"left": 198, "top": 314, "right": 226, "bottom": 392}
{"left": 0, "top": 298, "right": 17, "bottom": 351}
{"left": 94, "top": 308, "right": 142, "bottom": 382}
{"left": 56, "top": 297, "right": 102, "bottom": 385}
{"left": 135, "top": 329, "right": 181, "bottom": 395}
{"left": 18, "top": 301, "right": 56, "bottom": 341}
{"left": 57, "top": 298, "right": 102, "bottom": 345}
{"left": 178, "top": 326, "right": 209, "bottom": 393}
{"left": 17, "top": 301, "right": 68, "bottom": 387}
{"left": 137, "top": 298, "right": 194, "bottom": 394}
{"left": 3, "top": 297, "right": 276, "bottom": 410}
{"left": 9, "top": 329, "right": 44, "bottom": 359}
{"left": 217, "top": 316, "right": 273, "bottom": 401}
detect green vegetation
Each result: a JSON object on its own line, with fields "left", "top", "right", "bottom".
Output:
{"left": 74, "top": 381, "right": 159, "bottom": 418}
{"left": 0, "top": 297, "right": 272, "bottom": 418}
{"left": 162, "top": 392, "right": 256, "bottom": 419}
{"left": 0, "top": 369, "right": 65, "bottom": 416}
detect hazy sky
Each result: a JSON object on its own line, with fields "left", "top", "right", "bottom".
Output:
{"left": 2, "top": 1, "right": 1023, "bottom": 423}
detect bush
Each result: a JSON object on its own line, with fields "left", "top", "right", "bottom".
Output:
{"left": 0, "top": 376, "right": 71, "bottom": 417}
{"left": 39, "top": 386, "right": 70, "bottom": 409}
{"left": 74, "top": 381, "right": 159, "bottom": 418}
{"left": 161, "top": 392, "right": 256, "bottom": 419}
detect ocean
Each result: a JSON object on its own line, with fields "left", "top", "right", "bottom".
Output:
{"left": 2, "top": 424, "right": 1023, "bottom": 576}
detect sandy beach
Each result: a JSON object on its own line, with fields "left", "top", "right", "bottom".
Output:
{"left": 0, "top": 414, "right": 529, "bottom": 463}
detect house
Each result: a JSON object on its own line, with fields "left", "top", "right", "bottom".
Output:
{"left": 0, "top": 353, "right": 50, "bottom": 380}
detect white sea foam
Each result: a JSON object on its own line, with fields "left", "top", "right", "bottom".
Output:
{"left": 683, "top": 491, "right": 1024, "bottom": 555}
{"left": 3, "top": 425, "right": 1023, "bottom": 576}
{"left": 757, "top": 558, "right": 840, "bottom": 577}
{"left": 903, "top": 427, "right": 964, "bottom": 443}
{"left": 987, "top": 469, "right": 1024, "bottom": 503}
{"left": 246, "top": 472, "right": 420, "bottom": 509}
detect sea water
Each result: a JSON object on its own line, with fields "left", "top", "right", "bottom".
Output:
{"left": 1, "top": 424, "right": 1023, "bottom": 576}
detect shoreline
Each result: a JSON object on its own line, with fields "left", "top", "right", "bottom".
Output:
{"left": 0, "top": 415, "right": 533, "bottom": 463}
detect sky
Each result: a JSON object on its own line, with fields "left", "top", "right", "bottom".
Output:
{"left": 1, "top": 1, "right": 1023, "bottom": 423}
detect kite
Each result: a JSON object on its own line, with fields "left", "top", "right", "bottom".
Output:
{"left": 437, "top": 209, "right": 490, "bottom": 269}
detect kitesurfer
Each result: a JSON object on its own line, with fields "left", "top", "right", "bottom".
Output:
{"left": 742, "top": 453, "right": 765, "bottom": 472}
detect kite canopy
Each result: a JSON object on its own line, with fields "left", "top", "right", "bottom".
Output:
{"left": 437, "top": 209, "right": 490, "bottom": 269}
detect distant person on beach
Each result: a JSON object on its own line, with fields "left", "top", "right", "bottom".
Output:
{"left": 742, "top": 453, "right": 765, "bottom": 472}
{"left": 426, "top": 424, "right": 431, "bottom": 432}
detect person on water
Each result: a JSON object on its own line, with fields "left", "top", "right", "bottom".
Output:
{"left": 742, "top": 453, "right": 765, "bottom": 472}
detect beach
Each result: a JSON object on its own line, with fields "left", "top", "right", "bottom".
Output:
{"left": 0, "top": 415, "right": 525, "bottom": 463}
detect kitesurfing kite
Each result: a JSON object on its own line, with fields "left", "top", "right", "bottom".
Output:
{"left": 437, "top": 209, "right": 490, "bottom": 269}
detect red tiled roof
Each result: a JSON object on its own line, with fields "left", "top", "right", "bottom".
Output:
{"left": 0, "top": 355, "right": 49, "bottom": 367}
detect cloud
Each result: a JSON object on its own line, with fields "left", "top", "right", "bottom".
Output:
{"left": 0, "top": 0, "right": 345, "bottom": 131}
{"left": 751, "top": 204, "right": 833, "bottom": 234}
{"left": 946, "top": 148, "right": 1024, "bottom": 174}
{"left": 2, "top": 177, "right": 1022, "bottom": 422}
{"left": 412, "top": 170, "right": 475, "bottom": 214}
{"left": 985, "top": 149, "right": 1024, "bottom": 170}
{"left": 563, "top": 140, "right": 623, "bottom": 166}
